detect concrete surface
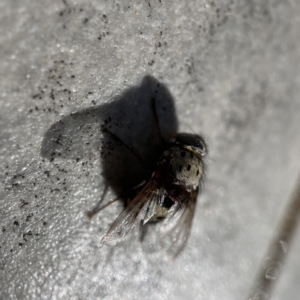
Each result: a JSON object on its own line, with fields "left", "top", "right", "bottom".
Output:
{"left": 1, "top": 0, "right": 300, "bottom": 299}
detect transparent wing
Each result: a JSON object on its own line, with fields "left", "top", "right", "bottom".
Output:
{"left": 162, "top": 189, "right": 199, "bottom": 258}
{"left": 101, "top": 178, "right": 162, "bottom": 246}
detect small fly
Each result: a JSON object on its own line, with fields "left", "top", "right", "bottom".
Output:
{"left": 88, "top": 98, "right": 207, "bottom": 257}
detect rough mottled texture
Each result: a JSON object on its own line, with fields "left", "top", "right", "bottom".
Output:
{"left": 1, "top": 0, "right": 300, "bottom": 299}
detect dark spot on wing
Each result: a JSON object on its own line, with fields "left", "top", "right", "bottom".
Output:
{"left": 196, "top": 169, "right": 199, "bottom": 175}
{"left": 179, "top": 165, "right": 183, "bottom": 172}
{"left": 187, "top": 164, "right": 191, "bottom": 171}
{"left": 181, "top": 151, "right": 186, "bottom": 158}
{"left": 190, "top": 152, "right": 193, "bottom": 158}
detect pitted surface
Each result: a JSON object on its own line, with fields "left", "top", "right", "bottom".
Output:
{"left": 1, "top": 1, "right": 300, "bottom": 300}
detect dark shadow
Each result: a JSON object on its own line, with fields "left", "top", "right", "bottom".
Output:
{"left": 41, "top": 75, "right": 178, "bottom": 195}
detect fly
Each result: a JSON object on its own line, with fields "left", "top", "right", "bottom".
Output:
{"left": 88, "top": 98, "right": 207, "bottom": 257}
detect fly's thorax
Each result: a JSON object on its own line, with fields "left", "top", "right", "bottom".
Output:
{"left": 167, "top": 146, "right": 204, "bottom": 189}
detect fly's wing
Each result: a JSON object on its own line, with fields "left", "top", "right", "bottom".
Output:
{"left": 101, "top": 177, "right": 162, "bottom": 246}
{"left": 162, "top": 189, "right": 199, "bottom": 258}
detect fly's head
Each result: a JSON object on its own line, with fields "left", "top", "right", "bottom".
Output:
{"left": 173, "top": 133, "right": 207, "bottom": 158}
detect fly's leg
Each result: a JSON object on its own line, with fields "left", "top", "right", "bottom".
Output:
{"left": 102, "top": 127, "right": 149, "bottom": 170}
{"left": 87, "top": 179, "right": 147, "bottom": 218}
{"left": 86, "top": 184, "right": 120, "bottom": 219}
{"left": 87, "top": 197, "right": 121, "bottom": 219}
{"left": 86, "top": 183, "right": 108, "bottom": 218}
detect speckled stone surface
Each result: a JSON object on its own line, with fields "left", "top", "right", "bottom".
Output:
{"left": 1, "top": 1, "right": 300, "bottom": 299}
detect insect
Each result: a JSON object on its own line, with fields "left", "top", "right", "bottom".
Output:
{"left": 88, "top": 98, "right": 207, "bottom": 257}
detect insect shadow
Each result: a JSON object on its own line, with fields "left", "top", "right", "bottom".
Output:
{"left": 41, "top": 75, "right": 178, "bottom": 202}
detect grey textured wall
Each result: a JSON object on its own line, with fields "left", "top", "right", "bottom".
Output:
{"left": 1, "top": 1, "right": 300, "bottom": 299}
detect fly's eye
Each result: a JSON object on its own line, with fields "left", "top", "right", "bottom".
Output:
{"left": 197, "top": 141, "right": 205, "bottom": 153}
{"left": 194, "top": 139, "right": 206, "bottom": 156}
{"left": 174, "top": 133, "right": 207, "bottom": 156}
